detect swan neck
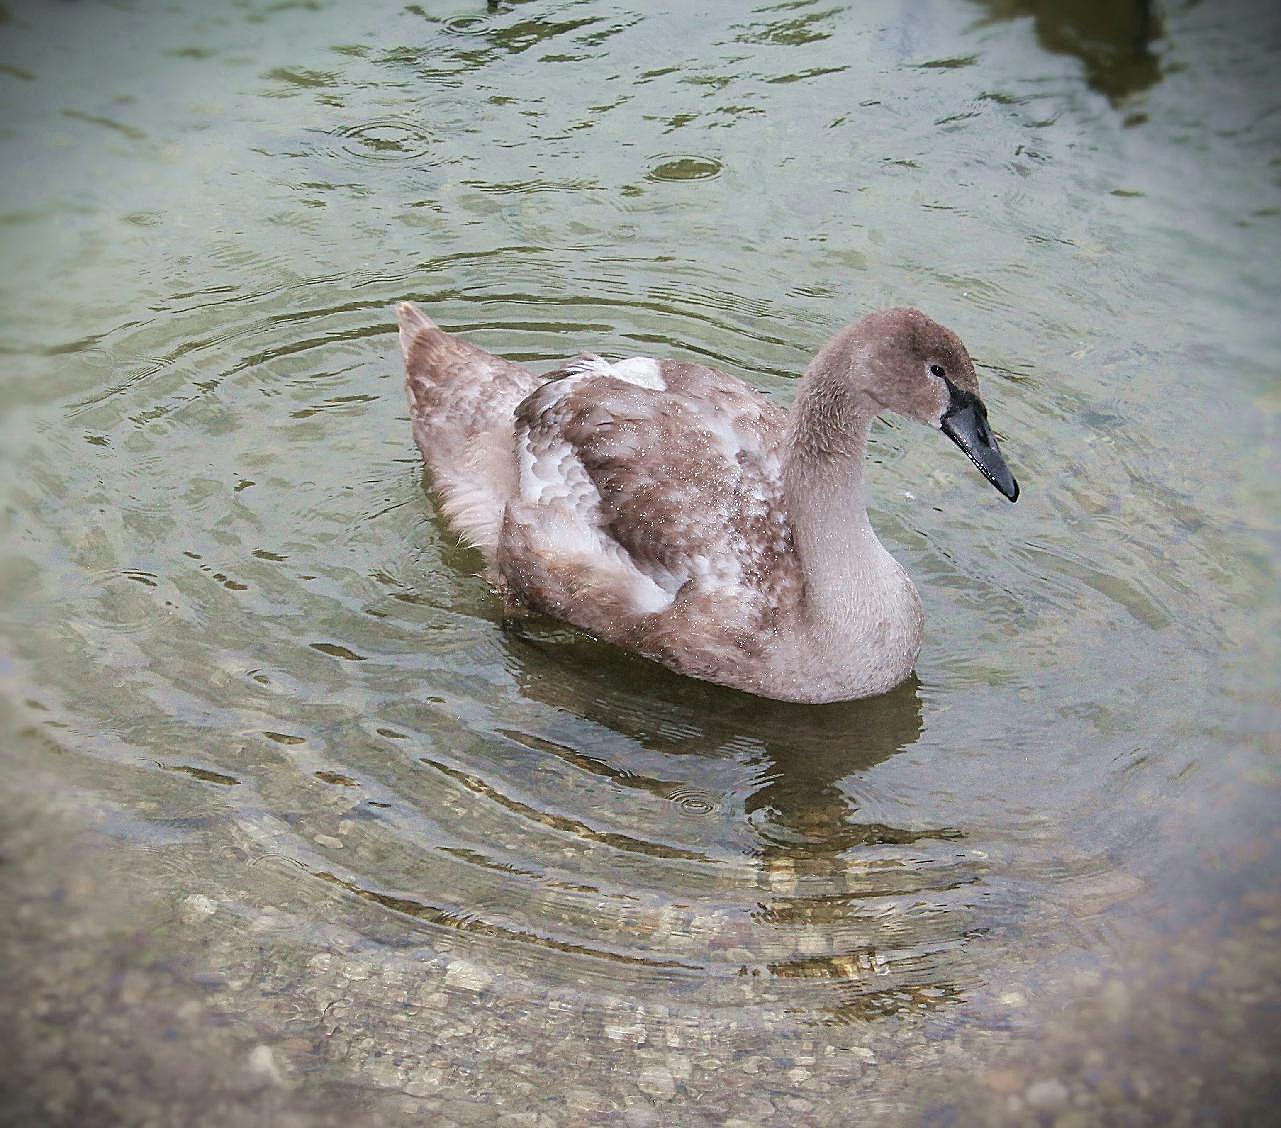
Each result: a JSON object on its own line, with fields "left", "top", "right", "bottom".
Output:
{"left": 783, "top": 362, "right": 892, "bottom": 619}
{"left": 784, "top": 361, "right": 876, "bottom": 540}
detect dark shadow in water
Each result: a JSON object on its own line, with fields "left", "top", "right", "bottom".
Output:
{"left": 743, "top": 680, "right": 936, "bottom": 858}
{"left": 982, "top": 0, "right": 1165, "bottom": 102}
{"left": 502, "top": 628, "right": 979, "bottom": 1017}
{"left": 504, "top": 623, "right": 930, "bottom": 862}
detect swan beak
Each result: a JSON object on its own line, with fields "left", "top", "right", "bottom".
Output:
{"left": 940, "top": 381, "right": 1020, "bottom": 502}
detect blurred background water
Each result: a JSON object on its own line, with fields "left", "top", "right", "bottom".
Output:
{"left": 1, "top": 0, "right": 1278, "bottom": 1123}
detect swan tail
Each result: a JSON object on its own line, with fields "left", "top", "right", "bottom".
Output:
{"left": 395, "top": 302, "right": 540, "bottom": 553}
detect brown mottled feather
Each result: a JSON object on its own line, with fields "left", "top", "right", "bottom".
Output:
{"left": 400, "top": 304, "right": 539, "bottom": 550}
{"left": 496, "top": 358, "right": 803, "bottom": 679}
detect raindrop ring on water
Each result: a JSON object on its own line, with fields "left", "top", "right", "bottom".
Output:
{"left": 646, "top": 154, "right": 724, "bottom": 183}
{"left": 667, "top": 786, "right": 720, "bottom": 816}
{"left": 442, "top": 14, "right": 486, "bottom": 36}
{"left": 334, "top": 118, "right": 433, "bottom": 162}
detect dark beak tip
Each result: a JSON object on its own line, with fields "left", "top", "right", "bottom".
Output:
{"left": 941, "top": 405, "right": 1020, "bottom": 504}
{"left": 983, "top": 467, "right": 1019, "bottom": 503}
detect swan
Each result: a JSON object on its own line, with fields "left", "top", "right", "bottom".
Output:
{"left": 395, "top": 302, "right": 1018, "bottom": 703}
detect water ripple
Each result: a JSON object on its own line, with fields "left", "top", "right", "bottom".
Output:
{"left": 646, "top": 154, "right": 725, "bottom": 182}
{"left": 332, "top": 117, "right": 434, "bottom": 163}
{"left": 3, "top": 253, "right": 1209, "bottom": 1023}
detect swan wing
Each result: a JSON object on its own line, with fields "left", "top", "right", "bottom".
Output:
{"left": 501, "top": 356, "right": 797, "bottom": 623}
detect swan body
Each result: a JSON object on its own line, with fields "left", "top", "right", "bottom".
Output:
{"left": 396, "top": 302, "right": 1018, "bottom": 703}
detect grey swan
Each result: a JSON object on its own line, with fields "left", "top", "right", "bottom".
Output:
{"left": 396, "top": 302, "right": 1018, "bottom": 703}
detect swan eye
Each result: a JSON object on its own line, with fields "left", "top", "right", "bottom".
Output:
{"left": 929, "top": 363, "right": 945, "bottom": 378}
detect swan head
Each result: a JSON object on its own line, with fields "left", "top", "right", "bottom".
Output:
{"left": 844, "top": 307, "right": 1020, "bottom": 502}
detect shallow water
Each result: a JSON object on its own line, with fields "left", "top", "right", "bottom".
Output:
{"left": 1, "top": 0, "right": 1278, "bottom": 1123}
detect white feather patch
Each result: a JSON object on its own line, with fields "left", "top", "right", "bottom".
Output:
{"left": 609, "top": 356, "right": 665, "bottom": 390}
{"left": 565, "top": 354, "right": 665, "bottom": 391}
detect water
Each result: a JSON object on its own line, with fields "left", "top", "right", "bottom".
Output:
{"left": 2, "top": 0, "right": 1278, "bottom": 1122}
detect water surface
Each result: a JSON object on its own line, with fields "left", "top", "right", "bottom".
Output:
{"left": 2, "top": 0, "right": 1278, "bottom": 1123}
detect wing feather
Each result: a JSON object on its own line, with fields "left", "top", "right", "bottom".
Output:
{"left": 507, "top": 358, "right": 797, "bottom": 618}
